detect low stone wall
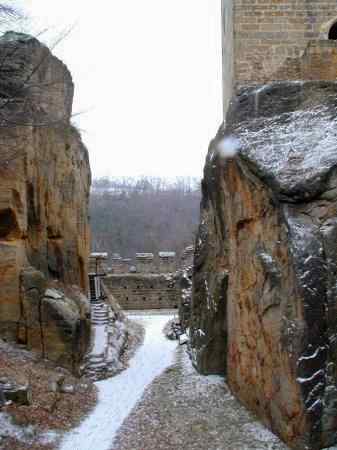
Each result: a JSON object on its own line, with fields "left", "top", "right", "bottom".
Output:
{"left": 104, "top": 274, "right": 179, "bottom": 310}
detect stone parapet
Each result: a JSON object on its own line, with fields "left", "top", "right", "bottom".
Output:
{"left": 158, "top": 252, "right": 176, "bottom": 273}
{"left": 135, "top": 253, "right": 155, "bottom": 274}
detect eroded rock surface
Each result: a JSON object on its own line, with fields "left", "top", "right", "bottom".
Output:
{"left": 0, "top": 33, "right": 91, "bottom": 372}
{"left": 190, "top": 81, "right": 337, "bottom": 449}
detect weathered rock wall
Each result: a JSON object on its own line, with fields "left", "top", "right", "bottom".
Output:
{"left": 190, "top": 81, "right": 337, "bottom": 449}
{"left": 0, "top": 33, "right": 91, "bottom": 372}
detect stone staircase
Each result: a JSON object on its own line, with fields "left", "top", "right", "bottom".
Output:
{"left": 91, "top": 301, "right": 110, "bottom": 326}
{"left": 81, "top": 277, "right": 128, "bottom": 381}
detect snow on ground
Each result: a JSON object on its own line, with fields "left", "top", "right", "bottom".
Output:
{"left": 182, "top": 350, "right": 337, "bottom": 450}
{"left": 59, "top": 313, "right": 176, "bottom": 450}
{"left": 91, "top": 325, "right": 107, "bottom": 355}
{"left": 112, "top": 344, "right": 289, "bottom": 450}
{"left": 0, "top": 412, "right": 57, "bottom": 446}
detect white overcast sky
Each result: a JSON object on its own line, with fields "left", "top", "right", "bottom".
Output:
{"left": 18, "top": 1, "right": 222, "bottom": 179}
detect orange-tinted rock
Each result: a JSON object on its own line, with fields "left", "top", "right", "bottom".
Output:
{"left": 190, "top": 82, "right": 337, "bottom": 449}
{"left": 0, "top": 33, "right": 91, "bottom": 373}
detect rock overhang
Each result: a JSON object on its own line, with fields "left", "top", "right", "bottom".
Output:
{"left": 211, "top": 81, "right": 337, "bottom": 203}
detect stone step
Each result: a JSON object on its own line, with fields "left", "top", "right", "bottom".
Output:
{"left": 81, "top": 297, "right": 126, "bottom": 382}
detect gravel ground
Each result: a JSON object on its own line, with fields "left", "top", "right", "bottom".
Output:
{"left": 112, "top": 346, "right": 290, "bottom": 450}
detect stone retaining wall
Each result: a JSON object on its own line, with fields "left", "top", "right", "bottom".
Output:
{"left": 104, "top": 274, "right": 178, "bottom": 310}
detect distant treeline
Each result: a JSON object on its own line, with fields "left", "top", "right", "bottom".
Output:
{"left": 90, "top": 176, "right": 201, "bottom": 261}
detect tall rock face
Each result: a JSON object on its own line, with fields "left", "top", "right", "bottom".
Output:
{"left": 190, "top": 81, "right": 337, "bottom": 449}
{"left": 0, "top": 33, "right": 91, "bottom": 373}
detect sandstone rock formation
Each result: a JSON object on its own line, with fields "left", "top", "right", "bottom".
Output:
{"left": 0, "top": 32, "right": 91, "bottom": 373}
{"left": 190, "top": 81, "right": 337, "bottom": 449}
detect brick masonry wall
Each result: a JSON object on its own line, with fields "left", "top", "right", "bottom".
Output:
{"left": 222, "top": 0, "right": 235, "bottom": 117}
{"left": 222, "top": 0, "right": 337, "bottom": 108}
{"left": 104, "top": 274, "right": 179, "bottom": 310}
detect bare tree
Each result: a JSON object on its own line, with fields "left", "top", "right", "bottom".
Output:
{"left": 90, "top": 176, "right": 201, "bottom": 261}
{"left": 0, "top": 2, "right": 80, "bottom": 168}
{"left": 0, "top": 3, "right": 23, "bottom": 27}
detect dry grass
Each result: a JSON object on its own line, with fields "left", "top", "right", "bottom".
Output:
{"left": 0, "top": 313, "right": 145, "bottom": 449}
{"left": 0, "top": 436, "right": 54, "bottom": 450}
{"left": 0, "top": 339, "right": 98, "bottom": 449}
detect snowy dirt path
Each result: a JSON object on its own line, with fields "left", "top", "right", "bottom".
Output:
{"left": 113, "top": 346, "right": 290, "bottom": 450}
{"left": 59, "top": 313, "right": 176, "bottom": 450}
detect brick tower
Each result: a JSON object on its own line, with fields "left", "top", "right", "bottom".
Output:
{"left": 222, "top": 1, "right": 337, "bottom": 116}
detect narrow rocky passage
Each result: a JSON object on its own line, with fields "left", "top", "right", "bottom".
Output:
{"left": 59, "top": 313, "right": 176, "bottom": 450}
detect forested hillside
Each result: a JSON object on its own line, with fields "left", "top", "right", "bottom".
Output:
{"left": 90, "top": 177, "right": 201, "bottom": 260}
